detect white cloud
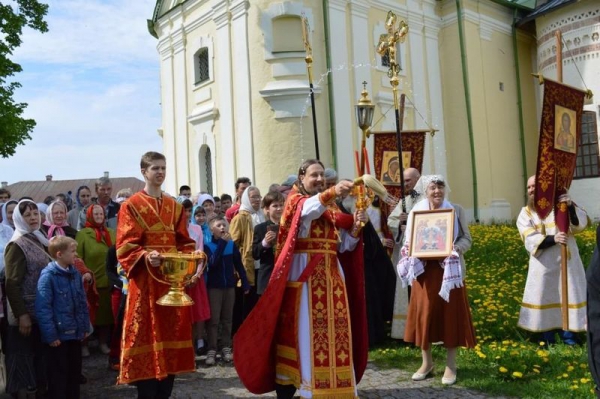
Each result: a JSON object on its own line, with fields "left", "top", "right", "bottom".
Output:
{"left": 14, "top": 0, "right": 158, "bottom": 69}
{"left": 1, "top": 0, "right": 165, "bottom": 184}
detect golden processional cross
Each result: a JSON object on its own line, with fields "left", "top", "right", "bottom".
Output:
{"left": 376, "top": 11, "right": 409, "bottom": 224}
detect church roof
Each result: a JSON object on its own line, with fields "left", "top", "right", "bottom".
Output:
{"left": 491, "top": 0, "right": 536, "bottom": 10}
{"left": 518, "top": 0, "right": 577, "bottom": 25}
{"left": 6, "top": 177, "right": 145, "bottom": 203}
{"left": 152, "top": 0, "right": 187, "bottom": 22}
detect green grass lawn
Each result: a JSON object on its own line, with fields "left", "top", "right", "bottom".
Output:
{"left": 370, "top": 223, "right": 599, "bottom": 398}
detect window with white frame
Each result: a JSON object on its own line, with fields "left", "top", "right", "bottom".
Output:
{"left": 574, "top": 111, "right": 599, "bottom": 179}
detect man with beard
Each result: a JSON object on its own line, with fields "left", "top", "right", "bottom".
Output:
{"left": 517, "top": 175, "right": 588, "bottom": 345}
{"left": 234, "top": 159, "right": 368, "bottom": 399}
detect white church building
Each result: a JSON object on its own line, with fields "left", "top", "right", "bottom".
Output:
{"left": 148, "top": 0, "right": 600, "bottom": 222}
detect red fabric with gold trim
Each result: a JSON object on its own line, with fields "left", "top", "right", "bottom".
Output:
{"left": 373, "top": 131, "right": 426, "bottom": 202}
{"left": 233, "top": 186, "right": 368, "bottom": 394}
{"left": 534, "top": 78, "right": 586, "bottom": 222}
{"left": 116, "top": 192, "right": 197, "bottom": 384}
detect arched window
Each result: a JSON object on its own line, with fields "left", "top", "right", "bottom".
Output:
{"left": 199, "top": 145, "right": 213, "bottom": 194}
{"left": 194, "top": 47, "right": 210, "bottom": 84}
{"left": 272, "top": 16, "right": 304, "bottom": 53}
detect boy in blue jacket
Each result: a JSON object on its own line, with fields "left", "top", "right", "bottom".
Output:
{"left": 204, "top": 216, "right": 250, "bottom": 366}
{"left": 36, "top": 236, "right": 90, "bottom": 399}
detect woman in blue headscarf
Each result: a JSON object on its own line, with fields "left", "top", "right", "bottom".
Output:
{"left": 67, "top": 186, "right": 92, "bottom": 230}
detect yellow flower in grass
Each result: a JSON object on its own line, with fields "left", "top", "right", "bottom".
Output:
{"left": 499, "top": 367, "right": 508, "bottom": 373}
{"left": 512, "top": 371, "right": 523, "bottom": 378}
{"left": 533, "top": 369, "right": 540, "bottom": 374}
{"left": 567, "top": 365, "right": 575, "bottom": 372}
{"left": 570, "top": 385, "right": 579, "bottom": 390}
{"left": 580, "top": 378, "right": 591, "bottom": 384}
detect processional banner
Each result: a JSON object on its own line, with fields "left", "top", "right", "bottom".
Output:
{"left": 534, "top": 79, "right": 586, "bottom": 225}
{"left": 373, "top": 131, "right": 426, "bottom": 201}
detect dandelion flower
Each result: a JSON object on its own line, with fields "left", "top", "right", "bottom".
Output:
{"left": 512, "top": 371, "right": 523, "bottom": 378}
{"left": 499, "top": 367, "right": 508, "bottom": 373}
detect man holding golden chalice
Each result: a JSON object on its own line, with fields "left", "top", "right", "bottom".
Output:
{"left": 116, "top": 151, "right": 201, "bottom": 398}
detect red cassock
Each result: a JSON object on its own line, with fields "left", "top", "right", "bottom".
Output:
{"left": 116, "top": 192, "right": 196, "bottom": 384}
{"left": 234, "top": 187, "right": 368, "bottom": 396}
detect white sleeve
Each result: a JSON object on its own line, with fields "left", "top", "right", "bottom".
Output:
{"left": 300, "top": 194, "right": 326, "bottom": 220}
{"left": 339, "top": 229, "right": 359, "bottom": 253}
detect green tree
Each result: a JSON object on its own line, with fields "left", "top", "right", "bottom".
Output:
{"left": 0, "top": 1, "right": 48, "bottom": 157}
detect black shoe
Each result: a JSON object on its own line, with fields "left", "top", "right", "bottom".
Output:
{"left": 196, "top": 346, "right": 207, "bottom": 356}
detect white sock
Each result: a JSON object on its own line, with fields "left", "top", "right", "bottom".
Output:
{"left": 197, "top": 339, "right": 204, "bottom": 348}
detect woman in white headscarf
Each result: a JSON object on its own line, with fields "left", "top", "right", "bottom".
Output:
{"left": 1, "top": 200, "right": 18, "bottom": 230}
{"left": 41, "top": 200, "right": 78, "bottom": 239}
{"left": 396, "top": 175, "right": 475, "bottom": 386}
{"left": 229, "top": 186, "right": 265, "bottom": 318}
{"left": 4, "top": 200, "right": 50, "bottom": 397}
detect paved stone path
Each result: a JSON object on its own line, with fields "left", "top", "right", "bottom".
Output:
{"left": 79, "top": 352, "right": 510, "bottom": 398}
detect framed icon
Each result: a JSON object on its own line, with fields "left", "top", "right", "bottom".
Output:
{"left": 554, "top": 105, "right": 577, "bottom": 154}
{"left": 409, "top": 208, "right": 455, "bottom": 259}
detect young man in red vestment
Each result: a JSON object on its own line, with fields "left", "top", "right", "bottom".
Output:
{"left": 116, "top": 151, "right": 198, "bottom": 399}
{"left": 234, "top": 159, "right": 369, "bottom": 399}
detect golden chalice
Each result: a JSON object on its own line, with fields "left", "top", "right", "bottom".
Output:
{"left": 151, "top": 252, "right": 206, "bottom": 307}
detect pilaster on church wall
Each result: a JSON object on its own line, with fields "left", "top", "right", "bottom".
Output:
{"left": 155, "top": 10, "right": 181, "bottom": 195}
{"left": 184, "top": 1, "right": 219, "bottom": 196}
{"left": 436, "top": 0, "right": 529, "bottom": 221}
{"left": 535, "top": 0, "right": 600, "bottom": 220}
{"left": 250, "top": 0, "right": 331, "bottom": 192}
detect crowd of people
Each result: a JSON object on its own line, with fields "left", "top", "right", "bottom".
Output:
{"left": 0, "top": 150, "right": 598, "bottom": 399}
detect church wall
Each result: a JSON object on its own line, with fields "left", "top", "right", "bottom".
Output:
{"left": 156, "top": 0, "right": 446, "bottom": 202}
{"left": 438, "top": 21, "right": 474, "bottom": 212}
{"left": 183, "top": 2, "right": 220, "bottom": 196}
{"left": 247, "top": 1, "right": 334, "bottom": 193}
{"left": 438, "top": 0, "right": 540, "bottom": 222}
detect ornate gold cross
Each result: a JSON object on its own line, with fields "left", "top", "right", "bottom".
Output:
{"left": 376, "top": 11, "right": 409, "bottom": 82}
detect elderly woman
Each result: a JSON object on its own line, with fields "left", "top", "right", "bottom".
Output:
{"left": 41, "top": 200, "right": 78, "bottom": 239}
{"left": 397, "top": 175, "right": 475, "bottom": 385}
{"left": 76, "top": 204, "right": 116, "bottom": 355}
{"left": 4, "top": 200, "right": 50, "bottom": 397}
{"left": 230, "top": 186, "right": 264, "bottom": 318}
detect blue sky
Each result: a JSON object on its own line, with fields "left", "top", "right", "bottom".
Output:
{"left": 0, "top": 0, "right": 163, "bottom": 183}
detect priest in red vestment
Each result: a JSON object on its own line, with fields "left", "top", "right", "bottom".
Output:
{"left": 234, "top": 159, "right": 369, "bottom": 399}
{"left": 116, "top": 151, "right": 197, "bottom": 398}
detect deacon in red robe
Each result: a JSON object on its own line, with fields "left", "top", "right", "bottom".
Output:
{"left": 234, "top": 159, "right": 369, "bottom": 399}
{"left": 116, "top": 151, "right": 197, "bottom": 397}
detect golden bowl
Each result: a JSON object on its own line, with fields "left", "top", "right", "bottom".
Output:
{"left": 153, "top": 252, "right": 206, "bottom": 307}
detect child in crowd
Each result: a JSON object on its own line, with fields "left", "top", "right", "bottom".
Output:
{"left": 204, "top": 216, "right": 250, "bottom": 366}
{"left": 252, "top": 191, "right": 285, "bottom": 296}
{"left": 182, "top": 199, "right": 210, "bottom": 356}
{"left": 35, "top": 236, "right": 90, "bottom": 399}
{"left": 192, "top": 205, "right": 212, "bottom": 246}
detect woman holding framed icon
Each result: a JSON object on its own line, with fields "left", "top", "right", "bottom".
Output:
{"left": 396, "top": 175, "right": 475, "bottom": 386}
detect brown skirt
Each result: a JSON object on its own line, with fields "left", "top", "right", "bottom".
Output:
{"left": 404, "top": 260, "right": 476, "bottom": 350}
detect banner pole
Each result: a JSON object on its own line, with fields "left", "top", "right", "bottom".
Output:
{"left": 556, "top": 29, "right": 569, "bottom": 331}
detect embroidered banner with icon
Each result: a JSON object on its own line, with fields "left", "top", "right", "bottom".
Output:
{"left": 373, "top": 131, "right": 426, "bottom": 201}
{"left": 534, "top": 79, "right": 586, "bottom": 221}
